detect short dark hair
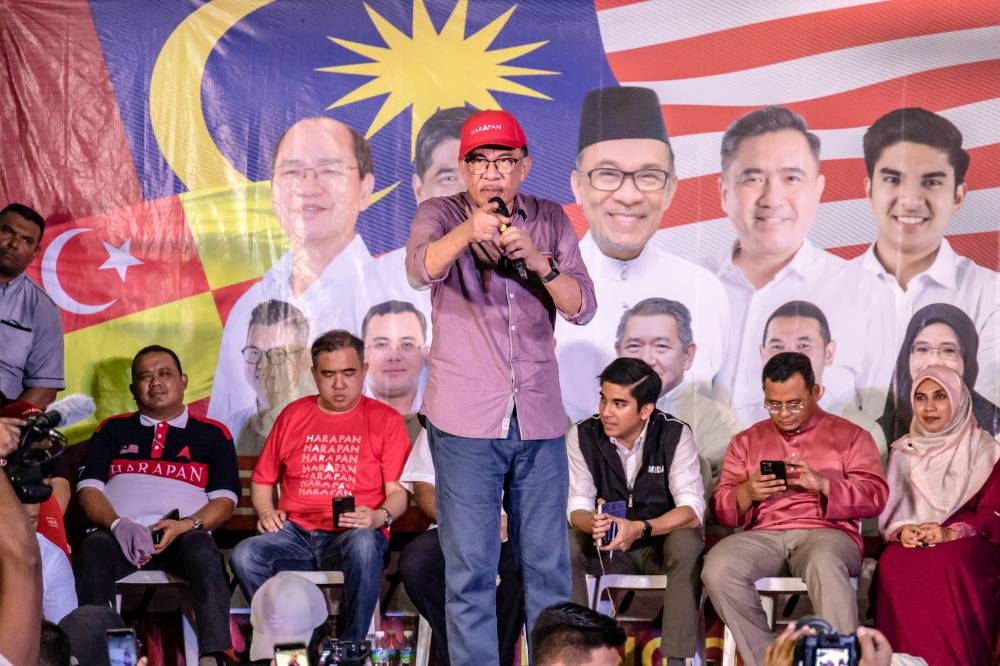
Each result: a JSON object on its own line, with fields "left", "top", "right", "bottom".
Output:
{"left": 415, "top": 107, "right": 475, "bottom": 179}
{"left": 38, "top": 621, "right": 72, "bottom": 666}
{"left": 762, "top": 351, "right": 815, "bottom": 390}
{"left": 270, "top": 116, "right": 374, "bottom": 178}
{"left": 862, "top": 107, "right": 969, "bottom": 185}
{"left": 247, "top": 299, "right": 309, "bottom": 338}
{"left": 131, "top": 345, "right": 183, "bottom": 379}
{"left": 531, "top": 602, "right": 626, "bottom": 666}
{"left": 762, "top": 300, "right": 831, "bottom": 346}
{"left": 311, "top": 329, "right": 364, "bottom": 366}
{"left": 720, "top": 106, "right": 820, "bottom": 173}
{"left": 0, "top": 202, "right": 45, "bottom": 239}
{"left": 615, "top": 297, "right": 693, "bottom": 349}
{"left": 361, "top": 300, "right": 428, "bottom": 340}
{"left": 598, "top": 357, "right": 662, "bottom": 409}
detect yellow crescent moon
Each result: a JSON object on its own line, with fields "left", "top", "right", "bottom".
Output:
{"left": 150, "top": 0, "right": 273, "bottom": 191}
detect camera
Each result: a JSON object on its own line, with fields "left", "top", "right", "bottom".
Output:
{"left": 793, "top": 617, "right": 859, "bottom": 666}
{"left": 2, "top": 410, "right": 66, "bottom": 504}
{"left": 316, "top": 638, "right": 370, "bottom": 665}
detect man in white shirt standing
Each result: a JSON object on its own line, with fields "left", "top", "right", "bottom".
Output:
{"left": 556, "top": 86, "right": 729, "bottom": 421}
{"left": 856, "top": 107, "right": 999, "bottom": 404}
{"left": 209, "top": 116, "right": 376, "bottom": 423}
{"left": 566, "top": 357, "right": 704, "bottom": 666}
{"left": 704, "top": 106, "right": 894, "bottom": 429}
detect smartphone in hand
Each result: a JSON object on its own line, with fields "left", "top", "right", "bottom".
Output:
{"left": 333, "top": 496, "right": 355, "bottom": 528}
{"left": 275, "top": 642, "right": 311, "bottom": 665}
{"left": 151, "top": 508, "right": 180, "bottom": 545}
{"left": 599, "top": 500, "right": 627, "bottom": 545}
{"left": 760, "top": 460, "right": 787, "bottom": 482}
{"left": 107, "top": 628, "right": 139, "bottom": 666}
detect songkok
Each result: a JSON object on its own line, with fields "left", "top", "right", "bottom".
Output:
{"left": 577, "top": 86, "right": 669, "bottom": 153}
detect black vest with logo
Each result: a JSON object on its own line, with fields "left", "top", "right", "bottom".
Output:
{"left": 576, "top": 410, "right": 684, "bottom": 530}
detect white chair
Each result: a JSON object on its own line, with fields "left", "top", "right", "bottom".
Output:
{"left": 588, "top": 573, "right": 668, "bottom": 619}
{"left": 720, "top": 576, "right": 859, "bottom": 666}
{"left": 115, "top": 570, "right": 198, "bottom": 665}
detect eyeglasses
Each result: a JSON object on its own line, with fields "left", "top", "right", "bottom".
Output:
{"left": 242, "top": 346, "right": 306, "bottom": 366}
{"left": 275, "top": 165, "right": 359, "bottom": 184}
{"left": 910, "top": 342, "right": 961, "bottom": 359}
{"left": 764, "top": 400, "right": 806, "bottom": 414}
{"left": 584, "top": 168, "right": 671, "bottom": 192}
{"left": 366, "top": 340, "right": 423, "bottom": 356}
{"left": 464, "top": 157, "right": 522, "bottom": 175}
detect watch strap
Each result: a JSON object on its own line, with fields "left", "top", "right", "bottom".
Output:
{"left": 185, "top": 516, "right": 204, "bottom": 531}
{"left": 641, "top": 520, "right": 652, "bottom": 539}
{"left": 540, "top": 257, "right": 560, "bottom": 284}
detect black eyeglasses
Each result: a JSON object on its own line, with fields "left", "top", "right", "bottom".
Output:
{"left": 464, "top": 157, "right": 522, "bottom": 175}
{"left": 583, "top": 168, "right": 671, "bottom": 192}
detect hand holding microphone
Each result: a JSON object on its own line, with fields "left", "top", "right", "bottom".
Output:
{"left": 490, "top": 196, "right": 529, "bottom": 281}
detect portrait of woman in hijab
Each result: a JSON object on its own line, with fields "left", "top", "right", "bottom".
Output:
{"left": 876, "top": 365, "right": 1000, "bottom": 664}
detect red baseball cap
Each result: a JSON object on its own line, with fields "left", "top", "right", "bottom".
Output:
{"left": 459, "top": 109, "right": 528, "bottom": 157}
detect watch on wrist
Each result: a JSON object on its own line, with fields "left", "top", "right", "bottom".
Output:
{"left": 185, "top": 516, "right": 204, "bottom": 531}
{"left": 540, "top": 257, "right": 560, "bottom": 284}
{"left": 381, "top": 507, "right": 393, "bottom": 529}
{"left": 641, "top": 520, "right": 652, "bottom": 540}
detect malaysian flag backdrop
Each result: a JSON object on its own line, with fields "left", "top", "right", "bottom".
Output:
{"left": 1, "top": 0, "right": 998, "bottom": 427}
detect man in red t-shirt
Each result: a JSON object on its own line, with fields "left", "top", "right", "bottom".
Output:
{"left": 230, "top": 330, "right": 410, "bottom": 641}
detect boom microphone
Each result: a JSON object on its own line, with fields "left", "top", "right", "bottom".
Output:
{"left": 489, "top": 196, "right": 529, "bottom": 281}
{"left": 38, "top": 394, "right": 97, "bottom": 429}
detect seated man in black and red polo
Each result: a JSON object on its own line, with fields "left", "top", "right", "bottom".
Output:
{"left": 75, "top": 345, "right": 240, "bottom": 666}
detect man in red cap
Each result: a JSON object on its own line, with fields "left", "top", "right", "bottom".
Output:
{"left": 406, "top": 109, "right": 596, "bottom": 664}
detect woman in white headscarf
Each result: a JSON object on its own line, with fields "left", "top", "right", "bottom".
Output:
{"left": 876, "top": 365, "right": 1000, "bottom": 665}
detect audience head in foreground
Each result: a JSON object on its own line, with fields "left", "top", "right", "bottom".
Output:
{"left": 531, "top": 602, "right": 625, "bottom": 666}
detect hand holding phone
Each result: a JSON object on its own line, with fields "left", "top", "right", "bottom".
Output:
{"left": 333, "top": 496, "right": 355, "bottom": 528}
{"left": 598, "top": 500, "right": 627, "bottom": 546}
{"left": 151, "top": 508, "right": 180, "bottom": 545}
{"left": 275, "top": 642, "right": 311, "bottom": 665}
{"left": 107, "top": 628, "right": 139, "bottom": 666}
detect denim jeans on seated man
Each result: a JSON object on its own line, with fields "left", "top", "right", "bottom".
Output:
{"left": 428, "top": 410, "right": 571, "bottom": 666}
{"left": 230, "top": 521, "right": 388, "bottom": 641}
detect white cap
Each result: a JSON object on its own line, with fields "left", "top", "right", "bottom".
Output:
{"left": 249, "top": 572, "right": 328, "bottom": 661}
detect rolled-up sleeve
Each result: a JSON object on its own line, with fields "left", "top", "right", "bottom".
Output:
{"left": 406, "top": 198, "right": 450, "bottom": 287}
{"left": 553, "top": 210, "right": 596, "bottom": 325}
{"left": 566, "top": 425, "right": 598, "bottom": 520}
{"left": 668, "top": 425, "right": 706, "bottom": 524}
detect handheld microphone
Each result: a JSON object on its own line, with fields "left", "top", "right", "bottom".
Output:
{"left": 489, "top": 196, "right": 529, "bottom": 281}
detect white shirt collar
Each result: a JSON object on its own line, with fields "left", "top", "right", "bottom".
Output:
{"left": 139, "top": 405, "right": 189, "bottom": 428}
{"left": 717, "top": 238, "right": 814, "bottom": 284}
{"left": 264, "top": 235, "right": 372, "bottom": 290}
{"left": 609, "top": 417, "right": 651, "bottom": 454}
{"left": 861, "top": 237, "right": 959, "bottom": 289}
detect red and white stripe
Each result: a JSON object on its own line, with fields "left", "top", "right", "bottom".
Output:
{"left": 593, "top": 0, "right": 1000, "bottom": 266}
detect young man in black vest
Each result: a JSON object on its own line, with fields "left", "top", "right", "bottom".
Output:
{"left": 566, "top": 357, "right": 705, "bottom": 666}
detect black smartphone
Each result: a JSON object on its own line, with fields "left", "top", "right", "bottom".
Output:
{"left": 151, "top": 508, "right": 180, "bottom": 545}
{"left": 599, "top": 499, "right": 627, "bottom": 545}
{"left": 333, "top": 496, "right": 355, "bottom": 527}
{"left": 760, "top": 460, "right": 787, "bottom": 482}
{"left": 107, "top": 628, "right": 139, "bottom": 666}
{"left": 275, "top": 642, "right": 311, "bottom": 665}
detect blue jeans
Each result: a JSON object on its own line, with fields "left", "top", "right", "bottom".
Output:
{"left": 428, "top": 410, "right": 570, "bottom": 666}
{"left": 230, "top": 520, "right": 388, "bottom": 641}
